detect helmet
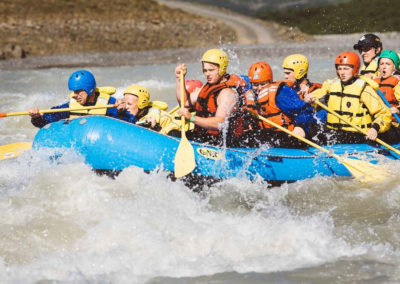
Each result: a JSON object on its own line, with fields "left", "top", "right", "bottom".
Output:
{"left": 353, "top": 33, "right": 382, "bottom": 51}
{"left": 185, "top": 80, "right": 203, "bottom": 93}
{"left": 335, "top": 51, "right": 360, "bottom": 76}
{"left": 282, "top": 54, "right": 309, "bottom": 80}
{"left": 124, "top": 84, "right": 150, "bottom": 109}
{"left": 248, "top": 61, "right": 273, "bottom": 83}
{"left": 201, "top": 49, "right": 228, "bottom": 76}
{"left": 68, "top": 70, "right": 96, "bottom": 96}
{"left": 378, "top": 49, "right": 400, "bottom": 69}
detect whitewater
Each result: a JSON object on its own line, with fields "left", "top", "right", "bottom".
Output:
{"left": 1, "top": 49, "right": 400, "bottom": 283}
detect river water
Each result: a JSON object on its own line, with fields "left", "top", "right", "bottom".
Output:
{"left": 1, "top": 51, "right": 400, "bottom": 283}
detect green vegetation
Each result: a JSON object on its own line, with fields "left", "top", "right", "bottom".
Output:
{"left": 257, "top": 0, "right": 400, "bottom": 34}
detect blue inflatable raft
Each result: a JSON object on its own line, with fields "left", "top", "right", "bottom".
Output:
{"left": 32, "top": 116, "right": 399, "bottom": 182}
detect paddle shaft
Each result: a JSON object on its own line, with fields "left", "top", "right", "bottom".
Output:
{"left": 246, "top": 110, "right": 381, "bottom": 179}
{"left": 315, "top": 101, "right": 400, "bottom": 156}
{"left": 246, "top": 110, "right": 342, "bottom": 160}
{"left": 180, "top": 71, "right": 187, "bottom": 137}
{"left": 0, "top": 104, "right": 117, "bottom": 118}
{"left": 376, "top": 89, "right": 400, "bottom": 124}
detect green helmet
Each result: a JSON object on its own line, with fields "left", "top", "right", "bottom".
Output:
{"left": 379, "top": 49, "right": 399, "bottom": 69}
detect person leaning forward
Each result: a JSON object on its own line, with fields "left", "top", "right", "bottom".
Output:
{"left": 305, "top": 51, "right": 392, "bottom": 144}
{"left": 117, "top": 84, "right": 181, "bottom": 134}
{"left": 29, "top": 70, "right": 123, "bottom": 128}
{"left": 244, "top": 61, "right": 314, "bottom": 148}
{"left": 175, "top": 48, "right": 247, "bottom": 146}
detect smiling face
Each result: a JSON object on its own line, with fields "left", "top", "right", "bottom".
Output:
{"left": 283, "top": 68, "right": 296, "bottom": 84}
{"left": 202, "top": 62, "right": 221, "bottom": 84}
{"left": 359, "top": 47, "right": 378, "bottom": 64}
{"left": 379, "top": 58, "right": 395, "bottom": 79}
{"left": 336, "top": 65, "right": 354, "bottom": 83}
{"left": 124, "top": 93, "right": 139, "bottom": 116}
{"left": 72, "top": 90, "right": 89, "bottom": 105}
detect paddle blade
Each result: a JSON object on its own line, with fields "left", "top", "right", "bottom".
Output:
{"left": 342, "top": 158, "right": 390, "bottom": 183}
{"left": 174, "top": 137, "right": 196, "bottom": 178}
{"left": 0, "top": 142, "right": 32, "bottom": 160}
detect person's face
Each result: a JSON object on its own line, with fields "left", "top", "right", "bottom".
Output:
{"left": 251, "top": 81, "right": 269, "bottom": 95}
{"left": 358, "top": 46, "right": 378, "bottom": 64}
{"left": 202, "top": 62, "right": 221, "bottom": 84}
{"left": 283, "top": 68, "right": 296, "bottom": 84}
{"left": 72, "top": 90, "right": 89, "bottom": 105}
{"left": 379, "top": 58, "right": 395, "bottom": 79}
{"left": 124, "top": 94, "right": 139, "bottom": 115}
{"left": 336, "top": 65, "right": 354, "bottom": 82}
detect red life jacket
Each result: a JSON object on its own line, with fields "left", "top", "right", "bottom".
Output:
{"left": 195, "top": 74, "right": 247, "bottom": 136}
{"left": 245, "top": 81, "right": 294, "bottom": 131}
{"left": 374, "top": 76, "right": 400, "bottom": 107}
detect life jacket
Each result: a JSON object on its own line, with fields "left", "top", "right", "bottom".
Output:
{"left": 69, "top": 86, "right": 115, "bottom": 118}
{"left": 360, "top": 58, "right": 379, "bottom": 77}
{"left": 245, "top": 81, "right": 295, "bottom": 131}
{"left": 326, "top": 78, "right": 372, "bottom": 132}
{"left": 374, "top": 76, "right": 400, "bottom": 107}
{"left": 194, "top": 73, "right": 247, "bottom": 136}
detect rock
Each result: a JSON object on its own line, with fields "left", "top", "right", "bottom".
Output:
{"left": 0, "top": 44, "right": 27, "bottom": 59}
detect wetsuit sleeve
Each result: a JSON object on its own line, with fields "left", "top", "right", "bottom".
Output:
{"left": 276, "top": 85, "right": 314, "bottom": 133}
{"left": 360, "top": 85, "right": 392, "bottom": 133}
{"left": 31, "top": 102, "right": 70, "bottom": 128}
{"left": 105, "top": 97, "right": 120, "bottom": 118}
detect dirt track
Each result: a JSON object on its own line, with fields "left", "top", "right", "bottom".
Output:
{"left": 157, "top": 0, "right": 276, "bottom": 44}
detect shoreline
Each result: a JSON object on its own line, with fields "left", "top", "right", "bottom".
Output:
{"left": 1, "top": 32, "right": 399, "bottom": 70}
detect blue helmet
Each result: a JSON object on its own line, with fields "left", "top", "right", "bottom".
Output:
{"left": 68, "top": 70, "right": 96, "bottom": 96}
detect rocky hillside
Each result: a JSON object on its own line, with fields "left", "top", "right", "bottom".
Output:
{"left": 0, "top": 0, "right": 236, "bottom": 59}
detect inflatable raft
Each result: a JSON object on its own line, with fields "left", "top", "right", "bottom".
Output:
{"left": 32, "top": 116, "right": 399, "bottom": 182}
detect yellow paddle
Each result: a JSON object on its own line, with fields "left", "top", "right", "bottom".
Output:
{"left": 0, "top": 104, "right": 117, "bottom": 161}
{"left": 246, "top": 110, "right": 390, "bottom": 183}
{"left": 315, "top": 101, "right": 400, "bottom": 157}
{"left": 0, "top": 104, "right": 117, "bottom": 118}
{"left": 174, "top": 70, "right": 196, "bottom": 178}
{"left": 0, "top": 142, "right": 32, "bottom": 160}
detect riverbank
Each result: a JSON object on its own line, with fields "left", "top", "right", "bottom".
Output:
{"left": 1, "top": 32, "right": 399, "bottom": 70}
{"left": 0, "top": 0, "right": 235, "bottom": 59}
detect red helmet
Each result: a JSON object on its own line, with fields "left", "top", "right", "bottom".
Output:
{"left": 185, "top": 79, "right": 203, "bottom": 93}
{"left": 335, "top": 51, "right": 360, "bottom": 76}
{"left": 248, "top": 61, "right": 273, "bottom": 83}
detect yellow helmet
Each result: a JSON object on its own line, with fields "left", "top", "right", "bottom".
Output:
{"left": 201, "top": 48, "right": 229, "bottom": 76}
{"left": 124, "top": 84, "right": 150, "bottom": 109}
{"left": 282, "top": 54, "right": 309, "bottom": 80}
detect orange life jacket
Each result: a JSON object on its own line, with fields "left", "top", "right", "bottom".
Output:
{"left": 296, "top": 81, "right": 322, "bottom": 100}
{"left": 195, "top": 74, "right": 247, "bottom": 136}
{"left": 374, "top": 76, "right": 400, "bottom": 107}
{"left": 245, "top": 81, "right": 294, "bottom": 131}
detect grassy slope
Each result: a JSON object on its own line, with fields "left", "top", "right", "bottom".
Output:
{"left": 0, "top": 0, "right": 236, "bottom": 57}
{"left": 257, "top": 0, "right": 400, "bottom": 34}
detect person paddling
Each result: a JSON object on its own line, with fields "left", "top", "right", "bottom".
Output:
{"left": 373, "top": 50, "right": 400, "bottom": 143}
{"left": 282, "top": 54, "right": 322, "bottom": 99}
{"left": 305, "top": 51, "right": 392, "bottom": 144}
{"left": 244, "top": 61, "right": 313, "bottom": 148}
{"left": 282, "top": 54, "right": 326, "bottom": 141}
{"left": 29, "top": 70, "right": 121, "bottom": 128}
{"left": 118, "top": 84, "right": 180, "bottom": 134}
{"left": 175, "top": 48, "right": 247, "bottom": 146}
{"left": 353, "top": 33, "right": 382, "bottom": 79}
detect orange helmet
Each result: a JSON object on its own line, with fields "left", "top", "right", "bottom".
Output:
{"left": 185, "top": 79, "right": 203, "bottom": 93}
{"left": 248, "top": 61, "right": 273, "bottom": 83}
{"left": 334, "top": 51, "right": 360, "bottom": 76}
